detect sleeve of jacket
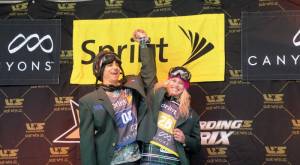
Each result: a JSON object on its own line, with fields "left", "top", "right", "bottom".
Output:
{"left": 184, "top": 111, "right": 201, "bottom": 153}
{"left": 139, "top": 45, "right": 158, "bottom": 94}
{"left": 79, "top": 99, "right": 97, "bottom": 165}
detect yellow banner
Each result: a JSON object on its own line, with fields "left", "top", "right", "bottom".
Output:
{"left": 71, "top": 14, "right": 224, "bottom": 84}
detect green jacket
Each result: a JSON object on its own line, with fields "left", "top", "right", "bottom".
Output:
{"left": 79, "top": 46, "right": 156, "bottom": 165}
{"left": 146, "top": 88, "right": 201, "bottom": 165}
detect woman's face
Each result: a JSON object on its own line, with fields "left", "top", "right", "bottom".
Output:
{"left": 166, "top": 77, "right": 185, "bottom": 96}
{"left": 102, "top": 61, "right": 121, "bottom": 85}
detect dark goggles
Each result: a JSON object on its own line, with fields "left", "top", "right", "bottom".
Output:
{"left": 168, "top": 67, "right": 191, "bottom": 82}
{"left": 100, "top": 53, "right": 122, "bottom": 66}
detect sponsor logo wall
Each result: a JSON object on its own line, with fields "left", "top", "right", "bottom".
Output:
{"left": 242, "top": 11, "right": 300, "bottom": 80}
{"left": 0, "top": 20, "right": 61, "bottom": 85}
{"left": 1, "top": 0, "right": 300, "bottom": 165}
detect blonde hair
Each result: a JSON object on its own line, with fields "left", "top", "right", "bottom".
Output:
{"left": 154, "top": 81, "right": 191, "bottom": 118}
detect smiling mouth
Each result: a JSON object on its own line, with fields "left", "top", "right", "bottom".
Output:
{"left": 110, "top": 71, "right": 119, "bottom": 75}
{"left": 171, "top": 88, "right": 179, "bottom": 92}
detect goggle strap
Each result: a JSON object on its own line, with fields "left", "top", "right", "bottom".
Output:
{"left": 168, "top": 76, "right": 190, "bottom": 89}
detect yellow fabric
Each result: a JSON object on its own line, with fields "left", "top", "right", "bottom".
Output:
{"left": 150, "top": 111, "right": 179, "bottom": 157}
{"left": 71, "top": 14, "right": 225, "bottom": 84}
{"left": 150, "top": 141, "right": 179, "bottom": 157}
{"left": 157, "top": 111, "right": 176, "bottom": 134}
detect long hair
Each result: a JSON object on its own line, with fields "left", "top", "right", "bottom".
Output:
{"left": 154, "top": 81, "right": 190, "bottom": 118}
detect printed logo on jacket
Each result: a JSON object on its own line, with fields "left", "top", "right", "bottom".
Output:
{"left": 0, "top": 20, "right": 61, "bottom": 85}
{"left": 242, "top": 11, "right": 300, "bottom": 80}
{"left": 71, "top": 14, "right": 225, "bottom": 84}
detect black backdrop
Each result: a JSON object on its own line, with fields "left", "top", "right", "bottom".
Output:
{"left": 1, "top": 0, "right": 300, "bottom": 164}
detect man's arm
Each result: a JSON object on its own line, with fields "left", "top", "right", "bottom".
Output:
{"left": 79, "top": 99, "right": 97, "bottom": 165}
{"left": 140, "top": 45, "right": 157, "bottom": 93}
{"left": 133, "top": 29, "right": 158, "bottom": 93}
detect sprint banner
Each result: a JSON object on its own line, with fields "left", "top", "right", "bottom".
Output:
{"left": 71, "top": 14, "right": 224, "bottom": 84}
{"left": 0, "top": 20, "right": 61, "bottom": 85}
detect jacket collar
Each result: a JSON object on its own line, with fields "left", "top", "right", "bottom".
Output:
{"left": 96, "top": 87, "right": 115, "bottom": 118}
{"left": 96, "top": 82, "right": 147, "bottom": 123}
{"left": 123, "top": 77, "right": 146, "bottom": 98}
{"left": 176, "top": 114, "right": 188, "bottom": 127}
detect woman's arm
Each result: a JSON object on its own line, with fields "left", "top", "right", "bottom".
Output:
{"left": 183, "top": 111, "right": 201, "bottom": 153}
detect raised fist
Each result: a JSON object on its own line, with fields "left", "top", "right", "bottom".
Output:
{"left": 132, "top": 29, "right": 149, "bottom": 43}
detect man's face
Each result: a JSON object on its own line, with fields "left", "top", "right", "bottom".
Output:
{"left": 102, "top": 61, "right": 121, "bottom": 85}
